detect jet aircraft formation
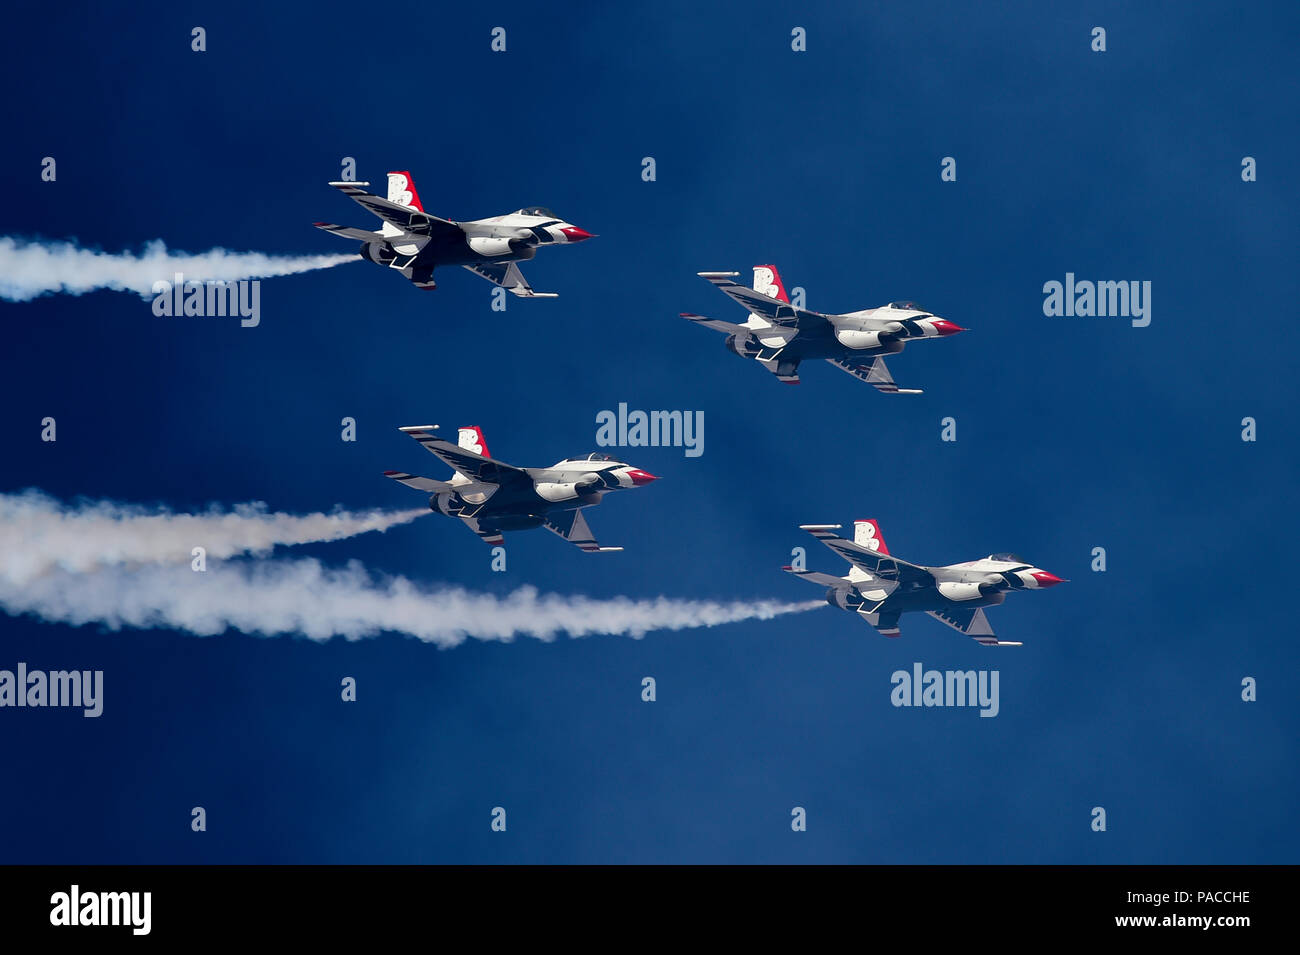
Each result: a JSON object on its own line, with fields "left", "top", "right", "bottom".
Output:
{"left": 315, "top": 168, "right": 1061, "bottom": 645}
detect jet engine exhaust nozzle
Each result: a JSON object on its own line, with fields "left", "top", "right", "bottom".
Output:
{"left": 724, "top": 333, "right": 760, "bottom": 358}
{"left": 361, "top": 241, "right": 396, "bottom": 265}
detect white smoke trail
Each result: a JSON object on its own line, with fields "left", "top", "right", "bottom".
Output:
{"left": 0, "top": 558, "right": 824, "bottom": 647}
{"left": 0, "top": 237, "right": 357, "bottom": 301}
{"left": 0, "top": 491, "right": 428, "bottom": 586}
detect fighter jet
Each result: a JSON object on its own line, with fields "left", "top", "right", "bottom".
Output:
{"left": 682, "top": 265, "right": 964, "bottom": 391}
{"left": 314, "top": 171, "right": 594, "bottom": 297}
{"left": 384, "top": 424, "right": 658, "bottom": 551}
{"left": 785, "top": 520, "right": 1064, "bottom": 645}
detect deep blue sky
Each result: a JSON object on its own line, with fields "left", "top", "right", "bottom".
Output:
{"left": 1, "top": 1, "right": 1296, "bottom": 863}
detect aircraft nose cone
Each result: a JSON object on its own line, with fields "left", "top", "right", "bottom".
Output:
{"left": 931, "top": 319, "right": 965, "bottom": 336}
{"left": 560, "top": 226, "right": 595, "bottom": 243}
{"left": 626, "top": 469, "right": 658, "bottom": 486}
{"left": 1031, "top": 571, "right": 1065, "bottom": 588}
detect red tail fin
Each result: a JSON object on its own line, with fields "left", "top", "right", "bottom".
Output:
{"left": 386, "top": 171, "right": 425, "bottom": 212}
{"left": 854, "top": 519, "right": 888, "bottom": 554}
{"left": 753, "top": 265, "right": 790, "bottom": 303}
{"left": 457, "top": 426, "right": 490, "bottom": 458}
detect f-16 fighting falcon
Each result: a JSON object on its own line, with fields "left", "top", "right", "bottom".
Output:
{"left": 682, "top": 266, "right": 964, "bottom": 391}
{"left": 785, "top": 520, "right": 1064, "bottom": 645}
{"left": 315, "top": 171, "right": 594, "bottom": 297}
{"left": 384, "top": 425, "right": 658, "bottom": 551}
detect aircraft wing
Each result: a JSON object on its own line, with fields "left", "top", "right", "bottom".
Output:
{"left": 698, "top": 272, "right": 818, "bottom": 327}
{"left": 799, "top": 525, "right": 932, "bottom": 585}
{"left": 397, "top": 426, "right": 525, "bottom": 485}
{"left": 463, "top": 261, "right": 558, "bottom": 298}
{"left": 827, "top": 356, "right": 923, "bottom": 394}
{"left": 543, "top": 508, "right": 623, "bottom": 553}
{"left": 328, "top": 181, "right": 461, "bottom": 237}
{"left": 927, "top": 607, "right": 1022, "bottom": 646}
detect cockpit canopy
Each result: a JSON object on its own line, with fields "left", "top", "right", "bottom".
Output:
{"left": 887, "top": 301, "right": 922, "bottom": 311}
{"left": 518, "top": 206, "right": 557, "bottom": 218}
{"left": 988, "top": 552, "right": 1028, "bottom": 564}
{"left": 572, "top": 452, "right": 615, "bottom": 462}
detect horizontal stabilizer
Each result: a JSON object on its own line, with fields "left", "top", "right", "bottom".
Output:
{"left": 783, "top": 566, "right": 850, "bottom": 588}
{"left": 680, "top": 312, "right": 747, "bottom": 335}
{"left": 383, "top": 471, "right": 451, "bottom": 492}
{"left": 314, "top": 222, "right": 384, "bottom": 242}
